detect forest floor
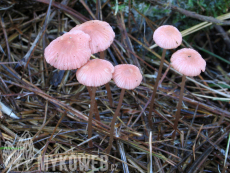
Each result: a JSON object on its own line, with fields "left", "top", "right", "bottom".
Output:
{"left": 0, "top": 0, "right": 230, "bottom": 172}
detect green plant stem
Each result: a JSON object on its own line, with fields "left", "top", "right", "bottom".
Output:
{"left": 106, "top": 88, "right": 125, "bottom": 154}
{"left": 172, "top": 74, "right": 186, "bottom": 141}
{"left": 88, "top": 87, "right": 97, "bottom": 148}
{"left": 148, "top": 49, "right": 166, "bottom": 130}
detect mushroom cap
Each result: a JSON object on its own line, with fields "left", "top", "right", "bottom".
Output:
{"left": 76, "top": 59, "right": 114, "bottom": 87}
{"left": 153, "top": 25, "right": 182, "bottom": 49}
{"left": 44, "top": 30, "right": 91, "bottom": 70}
{"left": 170, "top": 48, "right": 206, "bottom": 76}
{"left": 113, "top": 64, "right": 142, "bottom": 90}
{"left": 70, "top": 20, "right": 115, "bottom": 54}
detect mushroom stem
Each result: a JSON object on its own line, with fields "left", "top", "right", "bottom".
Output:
{"left": 105, "top": 83, "right": 113, "bottom": 107}
{"left": 87, "top": 87, "right": 100, "bottom": 121}
{"left": 106, "top": 88, "right": 125, "bottom": 154}
{"left": 88, "top": 87, "right": 97, "bottom": 148}
{"left": 148, "top": 49, "right": 166, "bottom": 130}
{"left": 100, "top": 51, "right": 105, "bottom": 59}
{"left": 100, "top": 51, "right": 114, "bottom": 107}
{"left": 172, "top": 74, "right": 186, "bottom": 140}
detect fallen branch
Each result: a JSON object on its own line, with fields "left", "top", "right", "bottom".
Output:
{"left": 147, "top": 0, "right": 230, "bottom": 25}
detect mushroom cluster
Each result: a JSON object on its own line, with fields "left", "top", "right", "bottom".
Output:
{"left": 44, "top": 20, "right": 143, "bottom": 150}
{"left": 44, "top": 21, "right": 205, "bottom": 153}
{"left": 44, "top": 20, "right": 116, "bottom": 147}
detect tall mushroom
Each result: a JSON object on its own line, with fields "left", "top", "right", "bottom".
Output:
{"left": 170, "top": 48, "right": 206, "bottom": 140}
{"left": 76, "top": 59, "right": 114, "bottom": 147}
{"left": 106, "top": 64, "right": 142, "bottom": 154}
{"left": 148, "top": 25, "right": 182, "bottom": 129}
{"left": 70, "top": 20, "right": 115, "bottom": 106}
{"left": 44, "top": 30, "right": 91, "bottom": 70}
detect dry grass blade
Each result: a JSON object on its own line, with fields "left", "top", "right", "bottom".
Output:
{"left": 192, "top": 124, "right": 203, "bottom": 160}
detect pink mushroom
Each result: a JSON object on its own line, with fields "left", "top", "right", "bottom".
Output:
{"left": 153, "top": 25, "right": 182, "bottom": 49}
{"left": 170, "top": 48, "right": 206, "bottom": 140}
{"left": 70, "top": 20, "right": 115, "bottom": 54}
{"left": 44, "top": 30, "right": 91, "bottom": 70}
{"left": 149, "top": 25, "right": 182, "bottom": 129}
{"left": 76, "top": 59, "right": 114, "bottom": 147}
{"left": 106, "top": 64, "right": 142, "bottom": 154}
{"left": 171, "top": 48, "right": 206, "bottom": 76}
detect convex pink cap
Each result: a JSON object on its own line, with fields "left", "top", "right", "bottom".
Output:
{"left": 44, "top": 30, "right": 91, "bottom": 70}
{"left": 113, "top": 64, "right": 142, "bottom": 90}
{"left": 153, "top": 25, "right": 182, "bottom": 49}
{"left": 171, "top": 48, "right": 206, "bottom": 76}
{"left": 76, "top": 59, "right": 114, "bottom": 87}
{"left": 70, "top": 20, "right": 115, "bottom": 54}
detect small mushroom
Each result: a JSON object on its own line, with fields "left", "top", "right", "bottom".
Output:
{"left": 76, "top": 59, "right": 114, "bottom": 147}
{"left": 170, "top": 48, "right": 206, "bottom": 140}
{"left": 153, "top": 25, "right": 182, "bottom": 49}
{"left": 171, "top": 48, "right": 206, "bottom": 76}
{"left": 106, "top": 64, "right": 142, "bottom": 154}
